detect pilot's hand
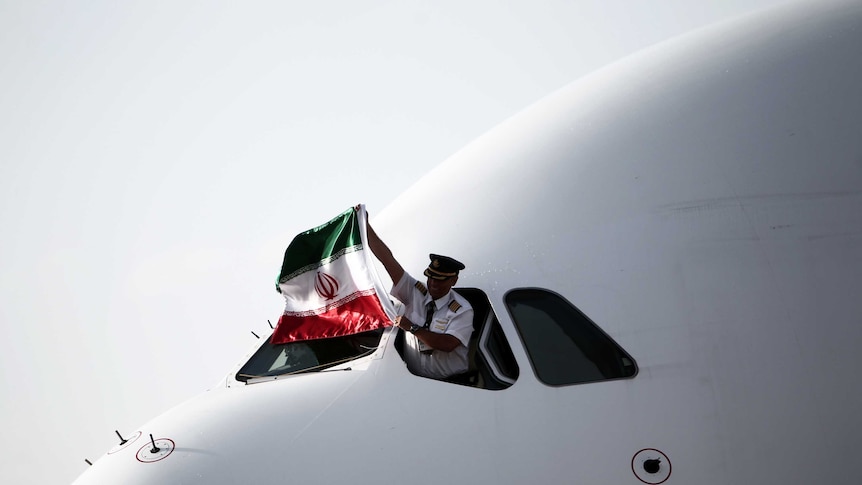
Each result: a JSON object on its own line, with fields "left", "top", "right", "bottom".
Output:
{"left": 394, "top": 315, "right": 412, "bottom": 331}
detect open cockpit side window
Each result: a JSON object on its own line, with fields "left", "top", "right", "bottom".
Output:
{"left": 394, "top": 287, "right": 519, "bottom": 390}
{"left": 505, "top": 288, "right": 637, "bottom": 386}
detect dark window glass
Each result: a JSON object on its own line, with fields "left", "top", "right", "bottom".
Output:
{"left": 505, "top": 289, "right": 636, "bottom": 386}
{"left": 483, "top": 317, "right": 519, "bottom": 383}
{"left": 236, "top": 329, "right": 383, "bottom": 382}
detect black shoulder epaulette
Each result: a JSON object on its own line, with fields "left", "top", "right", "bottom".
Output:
{"left": 448, "top": 301, "right": 462, "bottom": 312}
{"left": 415, "top": 281, "right": 428, "bottom": 295}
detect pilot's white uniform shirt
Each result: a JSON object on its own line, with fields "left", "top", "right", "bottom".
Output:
{"left": 392, "top": 273, "right": 474, "bottom": 379}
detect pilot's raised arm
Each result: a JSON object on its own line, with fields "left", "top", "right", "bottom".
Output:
{"left": 363, "top": 218, "right": 404, "bottom": 285}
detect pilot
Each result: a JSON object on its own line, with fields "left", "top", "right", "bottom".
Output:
{"left": 364, "top": 218, "right": 474, "bottom": 379}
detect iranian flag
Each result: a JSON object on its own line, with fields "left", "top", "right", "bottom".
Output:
{"left": 271, "top": 205, "right": 395, "bottom": 344}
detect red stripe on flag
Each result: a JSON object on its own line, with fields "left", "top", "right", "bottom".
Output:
{"left": 270, "top": 293, "right": 393, "bottom": 344}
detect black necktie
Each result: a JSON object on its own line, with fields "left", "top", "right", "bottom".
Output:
{"left": 424, "top": 301, "right": 435, "bottom": 328}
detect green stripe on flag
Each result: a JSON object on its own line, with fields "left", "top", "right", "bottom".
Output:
{"left": 277, "top": 208, "right": 362, "bottom": 288}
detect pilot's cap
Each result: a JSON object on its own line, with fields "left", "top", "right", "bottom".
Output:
{"left": 424, "top": 254, "right": 465, "bottom": 280}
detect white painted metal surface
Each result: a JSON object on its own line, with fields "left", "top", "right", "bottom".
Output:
{"left": 73, "top": 0, "right": 862, "bottom": 483}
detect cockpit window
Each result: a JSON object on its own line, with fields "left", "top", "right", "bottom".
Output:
{"left": 394, "top": 288, "right": 519, "bottom": 390}
{"left": 236, "top": 329, "right": 384, "bottom": 382}
{"left": 505, "top": 288, "right": 637, "bottom": 386}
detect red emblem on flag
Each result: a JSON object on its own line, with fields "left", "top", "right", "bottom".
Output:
{"left": 314, "top": 271, "right": 339, "bottom": 300}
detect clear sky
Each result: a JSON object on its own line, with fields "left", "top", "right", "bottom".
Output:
{"left": 0, "top": 1, "right": 791, "bottom": 483}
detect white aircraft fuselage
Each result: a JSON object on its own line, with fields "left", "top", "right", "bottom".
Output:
{"left": 74, "top": 0, "right": 862, "bottom": 483}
